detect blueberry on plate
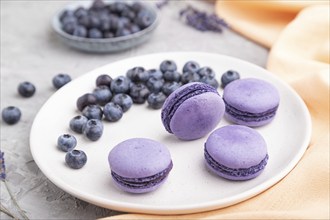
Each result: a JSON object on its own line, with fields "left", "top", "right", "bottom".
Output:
{"left": 83, "top": 119, "right": 103, "bottom": 141}
{"left": 197, "top": 67, "right": 216, "bottom": 79}
{"left": 221, "top": 70, "right": 240, "bottom": 88}
{"left": 111, "top": 93, "right": 133, "bottom": 112}
{"left": 96, "top": 74, "right": 112, "bottom": 87}
{"left": 82, "top": 104, "right": 103, "bottom": 120}
{"left": 199, "top": 76, "right": 219, "bottom": 89}
{"left": 126, "top": 67, "right": 146, "bottom": 82}
{"left": 52, "top": 73, "right": 72, "bottom": 89}
{"left": 103, "top": 102, "right": 123, "bottom": 122}
{"left": 129, "top": 83, "right": 150, "bottom": 104}
{"left": 76, "top": 93, "right": 98, "bottom": 112}
{"left": 57, "top": 134, "right": 77, "bottom": 152}
{"left": 147, "top": 92, "right": 167, "bottom": 109}
{"left": 162, "top": 81, "right": 181, "bottom": 96}
{"left": 146, "top": 77, "right": 164, "bottom": 93}
{"left": 160, "top": 60, "right": 177, "bottom": 73}
{"left": 183, "top": 61, "right": 200, "bottom": 73}
{"left": 2, "top": 106, "right": 21, "bottom": 125}
{"left": 146, "top": 69, "right": 163, "bottom": 80}
{"left": 110, "top": 76, "right": 130, "bottom": 94}
{"left": 163, "top": 71, "right": 181, "bottom": 82}
{"left": 93, "top": 85, "right": 112, "bottom": 106}
{"left": 65, "top": 150, "right": 87, "bottom": 169}
{"left": 69, "top": 115, "right": 88, "bottom": 134}
{"left": 181, "top": 70, "right": 200, "bottom": 84}
{"left": 18, "top": 81, "right": 36, "bottom": 97}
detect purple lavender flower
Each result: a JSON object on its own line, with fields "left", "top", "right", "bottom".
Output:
{"left": 0, "top": 150, "right": 6, "bottom": 181}
{"left": 180, "top": 6, "right": 229, "bottom": 32}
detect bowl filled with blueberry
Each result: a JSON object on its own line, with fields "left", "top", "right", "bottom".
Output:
{"left": 52, "top": 0, "right": 159, "bottom": 53}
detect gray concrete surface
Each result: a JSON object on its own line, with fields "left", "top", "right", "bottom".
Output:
{"left": 0, "top": 0, "right": 268, "bottom": 219}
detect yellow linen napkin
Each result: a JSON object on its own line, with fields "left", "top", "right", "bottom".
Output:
{"left": 103, "top": 2, "right": 329, "bottom": 219}
{"left": 215, "top": 0, "right": 329, "bottom": 48}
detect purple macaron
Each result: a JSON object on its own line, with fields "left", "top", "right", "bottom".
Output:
{"left": 204, "top": 125, "right": 269, "bottom": 181}
{"left": 161, "top": 82, "right": 225, "bottom": 140}
{"left": 223, "top": 78, "right": 280, "bottom": 127}
{"left": 108, "top": 138, "right": 173, "bottom": 193}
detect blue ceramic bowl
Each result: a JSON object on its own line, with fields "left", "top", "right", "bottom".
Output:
{"left": 52, "top": 1, "right": 159, "bottom": 53}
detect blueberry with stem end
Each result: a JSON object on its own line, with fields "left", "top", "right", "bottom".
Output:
{"left": 52, "top": 73, "right": 72, "bottom": 89}
{"left": 65, "top": 150, "right": 87, "bottom": 169}
{"left": 69, "top": 115, "right": 88, "bottom": 134}
{"left": 160, "top": 60, "right": 177, "bottom": 73}
{"left": 76, "top": 93, "right": 98, "bottom": 112}
{"left": 96, "top": 74, "right": 112, "bottom": 87}
{"left": 110, "top": 76, "right": 130, "bottom": 94}
{"left": 183, "top": 61, "right": 200, "bottom": 73}
{"left": 111, "top": 93, "right": 133, "bottom": 112}
{"left": 147, "top": 92, "right": 167, "bottom": 109}
{"left": 83, "top": 119, "right": 103, "bottom": 141}
{"left": 18, "top": 81, "right": 36, "bottom": 97}
{"left": 129, "top": 83, "right": 150, "bottom": 104}
{"left": 93, "top": 85, "right": 112, "bottom": 106}
{"left": 57, "top": 134, "right": 77, "bottom": 152}
{"left": 82, "top": 104, "right": 103, "bottom": 120}
{"left": 103, "top": 102, "right": 123, "bottom": 122}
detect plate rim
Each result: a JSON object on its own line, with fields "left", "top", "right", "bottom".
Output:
{"left": 29, "top": 51, "right": 312, "bottom": 214}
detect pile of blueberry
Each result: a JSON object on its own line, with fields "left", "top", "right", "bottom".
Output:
{"left": 60, "top": 0, "right": 155, "bottom": 39}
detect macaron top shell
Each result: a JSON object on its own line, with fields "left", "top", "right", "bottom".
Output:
{"left": 108, "top": 138, "right": 172, "bottom": 178}
{"left": 161, "top": 82, "right": 225, "bottom": 140}
{"left": 223, "top": 78, "right": 280, "bottom": 114}
{"left": 205, "top": 125, "right": 267, "bottom": 169}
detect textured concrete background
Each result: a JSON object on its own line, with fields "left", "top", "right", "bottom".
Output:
{"left": 0, "top": 0, "right": 268, "bottom": 219}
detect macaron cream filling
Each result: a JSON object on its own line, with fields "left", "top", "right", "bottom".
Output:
{"left": 111, "top": 161, "right": 173, "bottom": 189}
{"left": 161, "top": 83, "right": 218, "bottom": 133}
{"left": 204, "top": 147, "right": 269, "bottom": 178}
{"left": 224, "top": 99, "right": 279, "bottom": 123}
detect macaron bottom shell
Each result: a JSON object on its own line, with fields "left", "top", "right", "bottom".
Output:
{"left": 224, "top": 110, "right": 277, "bottom": 127}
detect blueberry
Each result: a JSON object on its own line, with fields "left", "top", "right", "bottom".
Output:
{"left": 147, "top": 92, "right": 167, "bottom": 109}
{"left": 128, "top": 24, "right": 140, "bottom": 33}
{"left": 61, "top": 14, "right": 77, "bottom": 26}
{"left": 126, "top": 67, "right": 146, "bottom": 82}
{"left": 111, "top": 93, "right": 133, "bottom": 112}
{"left": 131, "top": 2, "right": 144, "bottom": 13}
{"left": 129, "top": 83, "right": 150, "bottom": 104}
{"left": 115, "top": 28, "right": 131, "bottom": 37}
{"left": 103, "top": 102, "right": 123, "bottom": 122}
{"left": 147, "top": 69, "right": 163, "bottom": 80}
{"left": 82, "top": 104, "right": 103, "bottom": 120}
{"left": 18, "top": 81, "right": 36, "bottom": 97}
{"left": 183, "top": 61, "right": 200, "bottom": 73}
{"left": 146, "top": 77, "right": 164, "bottom": 93}
{"left": 83, "top": 119, "right": 103, "bottom": 141}
{"left": 199, "top": 76, "right": 219, "bottom": 89}
{"left": 73, "top": 25, "right": 87, "bottom": 37}
{"left": 2, "top": 106, "right": 21, "bottom": 125}
{"left": 69, "top": 115, "right": 88, "bottom": 134}
{"left": 110, "top": 76, "right": 130, "bottom": 94}
{"left": 89, "top": 16, "right": 101, "bottom": 29}
{"left": 162, "top": 81, "right": 181, "bottom": 96}
{"left": 163, "top": 71, "right": 181, "bottom": 82}
{"left": 74, "top": 7, "right": 88, "bottom": 18}
{"left": 121, "top": 9, "right": 136, "bottom": 22}
{"left": 96, "top": 74, "right": 112, "bottom": 87}
{"left": 63, "top": 22, "right": 77, "bottom": 35}
{"left": 57, "top": 134, "right": 77, "bottom": 152}
{"left": 109, "top": 2, "right": 127, "bottom": 14}
{"left": 160, "top": 60, "right": 177, "bottom": 73}
{"left": 88, "top": 28, "right": 102, "bottom": 38}
{"left": 52, "top": 73, "right": 72, "bottom": 89}
{"left": 78, "top": 15, "right": 91, "bottom": 28}
{"left": 93, "top": 86, "right": 112, "bottom": 106}
{"left": 76, "top": 93, "right": 98, "bottom": 112}
{"left": 65, "top": 150, "right": 87, "bottom": 169}
{"left": 60, "top": 10, "right": 74, "bottom": 22}
{"left": 221, "top": 70, "right": 240, "bottom": 88}
{"left": 136, "top": 9, "right": 153, "bottom": 28}
{"left": 197, "top": 67, "right": 216, "bottom": 78}
{"left": 99, "top": 17, "right": 111, "bottom": 32}
{"left": 181, "top": 71, "right": 200, "bottom": 84}
{"left": 91, "top": 0, "right": 106, "bottom": 11}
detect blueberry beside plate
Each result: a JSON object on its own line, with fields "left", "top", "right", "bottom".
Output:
{"left": 52, "top": 0, "right": 159, "bottom": 53}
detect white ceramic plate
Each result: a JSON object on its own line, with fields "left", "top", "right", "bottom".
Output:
{"left": 30, "top": 52, "right": 311, "bottom": 214}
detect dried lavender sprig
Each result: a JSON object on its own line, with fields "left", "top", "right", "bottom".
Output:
{"left": 156, "top": 0, "right": 170, "bottom": 9}
{"left": 0, "top": 151, "right": 29, "bottom": 220}
{"left": 180, "top": 5, "right": 229, "bottom": 32}
{"left": 0, "top": 203, "right": 20, "bottom": 220}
